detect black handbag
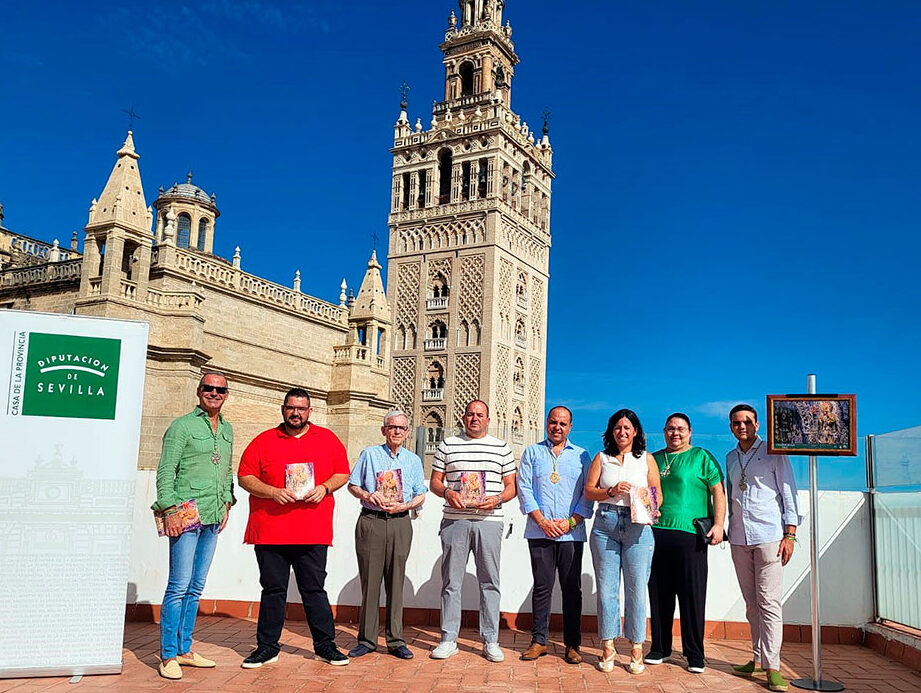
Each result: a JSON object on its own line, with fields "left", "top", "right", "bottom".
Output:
{"left": 692, "top": 516, "right": 714, "bottom": 545}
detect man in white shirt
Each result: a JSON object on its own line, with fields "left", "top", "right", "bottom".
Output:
{"left": 726, "top": 404, "right": 802, "bottom": 693}
{"left": 428, "top": 400, "right": 517, "bottom": 662}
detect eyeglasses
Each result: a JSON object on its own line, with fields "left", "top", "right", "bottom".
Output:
{"left": 200, "top": 385, "right": 228, "bottom": 394}
{"left": 665, "top": 426, "right": 689, "bottom": 433}
{"left": 384, "top": 425, "right": 409, "bottom": 432}
{"left": 283, "top": 406, "right": 310, "bottom": 413}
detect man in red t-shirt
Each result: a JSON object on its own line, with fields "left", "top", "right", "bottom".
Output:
{"left": 237, "top": 388, "right": 351, "bottom": 668}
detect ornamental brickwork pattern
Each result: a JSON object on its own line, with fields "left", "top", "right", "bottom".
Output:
{"left": 458, "top": 254, "right": 485, "bottom": 324}
{"left": 452, "top": 353, "right": 481, "bottom": 427}
{"left": 392, "top": 356, "right": 416, "bottom": 415}
{"left": 396, "top": 262, "right": 421, "bottom": 329}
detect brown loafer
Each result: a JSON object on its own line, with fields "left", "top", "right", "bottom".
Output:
{"left": 564, "top": 646, "right": 583, "bottom": 665}
{"left": 520, "top": 642, "right": 548, "bottom": 660}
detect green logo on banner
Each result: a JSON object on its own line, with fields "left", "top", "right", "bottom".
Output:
{"left": 21, "top": 332, "right": 121, "bottom": 419}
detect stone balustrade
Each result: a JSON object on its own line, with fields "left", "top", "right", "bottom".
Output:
{"left": 153, "top": 247, "right": 346, "bottom": 326}
{"left": 145, "top": 287, "right": 204, "bottom": 311}
{"left": 422, "top": 388, "right": 444, "bottom": 402}
{"left": 424, "top": 337, "right": 447, "bottom": 351}
{"left": 426, "top": 297, "right": 449, "bottom": 311}
{"left": 0, "top": 258, "right": 82, "bottom": 288}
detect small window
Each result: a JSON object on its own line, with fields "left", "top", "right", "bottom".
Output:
{"left": 459, "top": 61, "right": 475, "bottom": 96}
{"left": 197, "top": 219, "right": 207, "bottom": 250}
{"left": 177, "top": 214, "right": 191, "bottom": 248}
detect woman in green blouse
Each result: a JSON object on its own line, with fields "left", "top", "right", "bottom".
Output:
{"left": 644, "top": 413, "right": 726, "bottom": 674}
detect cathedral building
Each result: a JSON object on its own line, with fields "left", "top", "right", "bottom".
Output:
{"left": 0, "top": 0, "right": 552, "bottom": 470}
{"left": 386, "top": 0, "right": 553, "bottom": 465}
{"left": 0, "top": 132, "right": 393, "bottom": 467}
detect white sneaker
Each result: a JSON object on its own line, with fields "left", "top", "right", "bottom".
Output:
{"left": 483, "top": 642, "right": 504, "bottom": 662}
{"left": 430, "top": 641, "right": 458, "bottom": 659}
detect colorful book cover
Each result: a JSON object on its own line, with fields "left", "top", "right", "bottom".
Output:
{"left": 375, "top": 469, "right": 404, "bottom": 505}
{"left": 459, "top": 471, "right": 487, "bottom": 507}
{"left": 285, "top": 462, "right": 315, "bottom": 500}
{"left": 154, "top": 499, "right": 203, "bottom": 537}
{"left": 630, "top": 486, "right": 660, "bottom": 525}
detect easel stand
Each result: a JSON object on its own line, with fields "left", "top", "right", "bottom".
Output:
{"left": 792, "top": 374, "right": 844, "bottom": 691}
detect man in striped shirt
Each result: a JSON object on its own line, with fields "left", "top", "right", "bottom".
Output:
{"left": 429, "top": 400, "right": 517, "bottom": 663}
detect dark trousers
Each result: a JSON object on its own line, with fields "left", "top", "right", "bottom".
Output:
{"left": 255, "top": 544, "right": 336, "bottom": 653}
{"left": 355, "top": 511, "right": 413, "bottom": 649}
{"left": 527, "top": 538, "right": 584, "bottom": 648}
{"left": 648, "top": 528, "right": 708, "bottom": 662}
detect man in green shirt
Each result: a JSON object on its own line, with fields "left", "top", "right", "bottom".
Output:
{"left": 152, "top": 372, "right": 235, "bottom": 680}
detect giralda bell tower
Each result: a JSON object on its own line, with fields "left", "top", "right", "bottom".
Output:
{"left": 386, "top": 0, "right": 553, "bottom": 466}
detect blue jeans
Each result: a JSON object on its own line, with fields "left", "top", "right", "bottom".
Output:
{"left": 590, "top": 505, "right": 654, "bottom": 643}
{"left": 160, "top": 524, "right": 220, "bottom": 659}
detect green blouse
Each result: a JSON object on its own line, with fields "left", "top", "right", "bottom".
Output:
{"left": 152, "top": 406, "right": 235, "bottom": 525}
{"left": 652, "top": 446, "right": 723, "bottom": 534}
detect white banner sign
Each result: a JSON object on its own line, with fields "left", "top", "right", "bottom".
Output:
{"left": 0, "top": 310, "right": 148, "bottom": 678}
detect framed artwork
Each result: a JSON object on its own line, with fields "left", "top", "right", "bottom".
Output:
{"left": 766, "top": 394, "right": 857, "bottom": 456}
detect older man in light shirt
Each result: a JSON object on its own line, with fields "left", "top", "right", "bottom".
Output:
{"left": 347, "top": 410, "right": 427, "bottom": 660}
{"left": 726, "top": 404, "right": 802, "bottom": 693}
{"left": 517, "top": 406, "right": 593, "bottom": 664}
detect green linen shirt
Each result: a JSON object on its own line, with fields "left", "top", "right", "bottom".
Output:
{"left": 652, "top": 446, "right": 723, "bottom": 534}
{"left": 152, "top": 406, "right": 235, "bottom": 525}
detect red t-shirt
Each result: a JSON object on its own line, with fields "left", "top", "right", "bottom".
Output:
{"left": 238, "top": 424, "right": 349, "bottom": 545}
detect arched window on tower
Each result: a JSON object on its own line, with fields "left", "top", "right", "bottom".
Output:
{"left": 438, "top": 149, "right": 453, "bottom": 205}
{"left": 430, "top": 320, "right": 447, "bottom": 339}
{"left": 177, "top": 214, "right": 191, "bottom": 248}
{"left": 514, "top": 357, "right": 525, "bottom": 395}
{"left": 197, "top": 218, "right": 207, "bottom": 251}
{"left": 471, "top": 319, "right": 481, "bottom": 346}
{"left": 459, "top": 61, "right": 475, "bottom": 96}
{"left": 461, "top": 161, "right": 472, "bottom": 201}
{"left": 424, "top": 411, "right": 444, "bottom": 454}
{"left": 512, "top": 407, "right": 523, "bottom": 442}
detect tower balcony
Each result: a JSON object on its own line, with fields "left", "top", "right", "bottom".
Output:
{"left": 427, "top": 297, "right": 449, "bottom": 311}
{"left": 514, "top": 382, "right": 524, "bottom": 396}
{"left": 424, "top": 337, "right": 447, "bottom": 351}
{"left": 422, "top": 388, "right": 445, "bottom": 402}
{"left": 433, "top": 91, "right": 494, "bottom": 116}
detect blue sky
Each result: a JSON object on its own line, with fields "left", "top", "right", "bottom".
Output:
{"left": 2, "top": 1, "right": 919, "bottom": 489}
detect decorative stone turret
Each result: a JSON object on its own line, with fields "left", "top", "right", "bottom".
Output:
{"left": 78, "top": 130, "right": 154, "bottom": 306}
{"left": 152, "top": 172, "right": 220, "bottom": 253}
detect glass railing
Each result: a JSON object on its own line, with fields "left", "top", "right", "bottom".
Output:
{"left": 869, "top": 427, "right": 921, "bottom": 630}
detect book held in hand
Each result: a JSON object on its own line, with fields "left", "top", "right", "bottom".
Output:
{"left": 154, "top": 499, "right": 203, "bottom": 537}
{"left": 286, "top": 462, "right": 315, "bottom": 500}
{"left": 630, "top": 486, "right": 660, "bottom": 525}
{"left": 458, "top": 471, "right": 487, "bottom": 507}
{"left": 375, "top": 469, "right": 404, "bottom": 505}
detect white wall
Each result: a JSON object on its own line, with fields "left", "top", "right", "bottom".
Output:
{"left": 129, "top": 473, "right": 872, "bottom": 627}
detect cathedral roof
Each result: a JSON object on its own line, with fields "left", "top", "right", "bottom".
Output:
{"left": 154, "top": 173, "right": 220, "bottom": 215}
{"left": 351, "top": 250, "right": 391, "bottom": 323}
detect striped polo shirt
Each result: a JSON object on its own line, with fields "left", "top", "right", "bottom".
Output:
{"left": 433, "top": 433, "right": 516, "bottom": 521}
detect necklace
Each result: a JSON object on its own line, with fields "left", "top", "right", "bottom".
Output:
{"left": 736, "top": 439, "right": 762, "bottom": 491}
{"left": 660, "top": 449, "right": 683, "bottom": 477}
{"left": 549, "top": 448, "right": 561, "bottom": 483}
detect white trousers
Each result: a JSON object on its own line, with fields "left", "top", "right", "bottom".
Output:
{"left": 731, "top": 540, "right": 783, "bottom": 670}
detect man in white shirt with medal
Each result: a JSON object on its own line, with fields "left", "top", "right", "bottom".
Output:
{"left": 726, "top": 404, "right": 802, "bottom": 692}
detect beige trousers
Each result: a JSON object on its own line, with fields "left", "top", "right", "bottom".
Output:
{"left": 731, "top": 540, "right": 783, "bottom": 670}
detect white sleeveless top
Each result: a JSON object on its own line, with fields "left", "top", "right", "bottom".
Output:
{"left": 598, "top": 451, "right": 650, "bottom": 507}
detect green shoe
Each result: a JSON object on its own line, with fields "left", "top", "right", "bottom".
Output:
{"left": 732, "top": 661, "right": 766, "bottom": 677}
{"left": 767, "top": 670, "right": 789, "bottom": 692}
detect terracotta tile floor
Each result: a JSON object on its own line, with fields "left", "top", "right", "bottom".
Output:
{"left": 1, "top": 618, "right": 919, "bottom": 693}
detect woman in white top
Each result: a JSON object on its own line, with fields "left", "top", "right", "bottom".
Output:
{"left": 584, "top": 409, "right": 662, "bottom": 674}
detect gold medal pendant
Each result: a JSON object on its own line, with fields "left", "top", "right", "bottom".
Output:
{"left": 549, "top": 471, "right": 561, "bottom": 484}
